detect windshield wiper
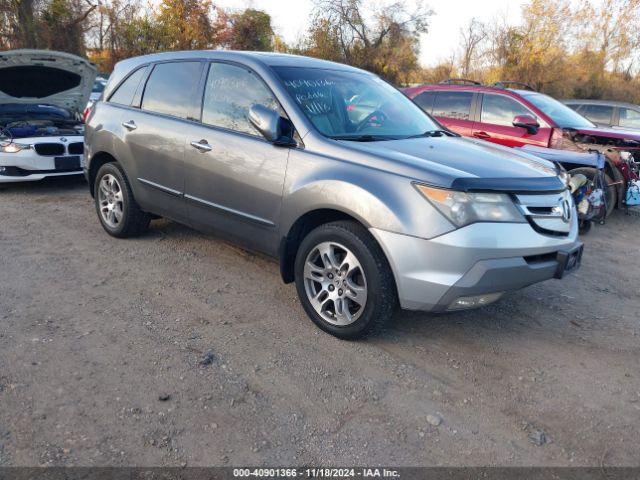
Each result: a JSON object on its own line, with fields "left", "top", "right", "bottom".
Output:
{"left": 329, "top": 134, "right": 395, "bottom": 142}
{"left": 404, "top": 129, "right": 458, "bottom": 139}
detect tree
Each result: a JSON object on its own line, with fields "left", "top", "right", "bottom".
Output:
{"left": 459, "top": 18, "right": 486, "bottom": 78}
{"left": 154, "top": 0, "right": 227, "bottom": 51}
{"left": 227, "top": 8, "right": 274, "bottom": 51}
{"left": 300, "top": 0, "right": 432, "bottom": 83}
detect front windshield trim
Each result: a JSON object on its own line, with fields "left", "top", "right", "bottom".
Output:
{"left": 272, "top": 65, "right": 439, "bottom": 141}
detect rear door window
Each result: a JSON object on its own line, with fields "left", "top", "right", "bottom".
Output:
{"left": 619, "top": 108, "right": 640, "bottom": 129}
{"left": 108, "top": 67, "right": 147, "bottom": 106}
{"left": 582, "top": 104, "right": 614, "bottom": 124}
{"left": 141, "top": 62, "right": 201, "bottom": 119}
{"left": 201, "top": 62, "right": 281, "bottom": 136}
{"left": 413, "top": 91, "right": 435, "bottom": 113}
{"left": 481, "top": 94, "right": 534, "bottom": 126}
{"left": 432, "top": 91, "right": 473, "bottom": 120}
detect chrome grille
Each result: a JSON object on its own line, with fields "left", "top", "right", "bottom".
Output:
{"left": 516, "top": 189, "right": 573, "bottom": 235}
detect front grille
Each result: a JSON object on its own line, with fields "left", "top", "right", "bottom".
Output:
{"left": 516, "top": 190, "right": 573, "bottom": 236}
{"left": 34, "top": 143, "right": 64, "bottom": 156}
{"left": 68, "top": 142, "right": 83, "bottom": 155}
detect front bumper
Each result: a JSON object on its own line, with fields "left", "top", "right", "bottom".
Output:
{"left": 0, "top": 140, "right": 85, "bottom": 183}
{"left": 0, "top": 167, "right": 83, "bottom": 183}
{"left": 370, "top": 221, "right": 582, "bottom": 312}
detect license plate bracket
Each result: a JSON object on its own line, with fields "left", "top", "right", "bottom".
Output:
{"left": 54, "top": 156, "right": 81, "bottom": 170}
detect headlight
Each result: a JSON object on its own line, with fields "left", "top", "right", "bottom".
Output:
{"left": 0, "top": 142, "right": 30, "bottom": 153}
{"left": 414, "top": 183, "right": 525, "bottom": 227}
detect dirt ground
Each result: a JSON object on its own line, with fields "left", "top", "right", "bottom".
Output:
{"left": 0, "top": 176, "right": 639, "bottom": 467}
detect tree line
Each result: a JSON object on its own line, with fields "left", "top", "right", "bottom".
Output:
{"left": 1, "top": 0, "right": 639, "bottom": 102}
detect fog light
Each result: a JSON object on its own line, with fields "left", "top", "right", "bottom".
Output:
{"left": 448, "top": 292, "right": 504, "bottom": 311}
{"left": 0, "top": 166, "right": 6, "bottom": 174}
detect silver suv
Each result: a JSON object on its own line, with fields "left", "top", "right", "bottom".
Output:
{"left": 85, "top": 51, "right": 583, "bottom": 339}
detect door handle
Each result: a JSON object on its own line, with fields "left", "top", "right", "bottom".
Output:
{"left": 190, "top": 139, "right": 212, "bottom": 152}
{"left": 473, "top": 131, "right": 491, "bottom": 139}
{"left": 122, "top": 120, "right": 137, "bottom": 131}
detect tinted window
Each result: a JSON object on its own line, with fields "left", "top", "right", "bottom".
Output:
{"left": 109, "top": 67, "right": 146, "bottom": 106}
{"left": 142, "top": 62, "right": 201, "bottom": 119}
{"left": 274, "top": 66, "right": 438, "bottom": 139}
{"left": 432, "top": 92, "right": 473, "bottom": 120}
{"left": 619, "top": 108, "right": 640, "bottom": 129}
{"left": 202, "top": 63, "right": 280, "bottom": 136}
{"left": 582, "top": 104, "right": 614, "bottom": 124}
{"left": 481, "top": 94, "right": 533, "bottom": 126}
{"left": 414, "top": 91, "right": 435, "bottom": 113}
{"left": 521, "top": 92, "right": 594, "bottom": 128}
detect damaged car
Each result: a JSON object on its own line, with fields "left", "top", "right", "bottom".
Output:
{"left": 403, "top": 81, "right": 640, "bottom": 216}
{"left": 0, "top": 49, "right": 97, "bottom": 183}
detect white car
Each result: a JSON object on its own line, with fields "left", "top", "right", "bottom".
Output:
{"left": 0, "top": 49, "right": 97, "bottom": 183}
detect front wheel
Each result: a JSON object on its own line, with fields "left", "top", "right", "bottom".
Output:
{"left": 294, "top": 221, "right": 397, "bottom": 339}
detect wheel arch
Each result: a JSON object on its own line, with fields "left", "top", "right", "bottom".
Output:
{"left": 279, "top": 208, "right": 363, "bottom": 284}
{"left": 87, "top": 151, "right": 119, "bottom": 197}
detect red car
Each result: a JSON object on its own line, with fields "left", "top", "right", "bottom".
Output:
{"left": 403, "top": 80, "right": 640, "bottom": 213}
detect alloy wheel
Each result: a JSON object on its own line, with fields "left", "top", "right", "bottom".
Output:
{"left": 303, "top": 241, "right": 368, "bottom": 326}
{"left": 98, "top": 173, "right": 124, "bottom": 228}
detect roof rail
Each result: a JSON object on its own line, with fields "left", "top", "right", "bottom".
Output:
{"left": 438, "top": 78, "right": 482, "bottom": 86}
{"left": 492, "top": 81, "right": 536, "bottom": 91}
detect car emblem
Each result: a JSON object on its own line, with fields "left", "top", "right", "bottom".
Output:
{"left": 558, "top": 198, "right": 571, "bottom": 223}
{"left": 60, "top": 137, "right": 67, "bottom": 142}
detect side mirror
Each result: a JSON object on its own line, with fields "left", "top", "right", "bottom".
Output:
{"left": 249, "top": 105, "right": 296, "bottom": 147}
{"left": 513, "top": 114, "right": 540, "bottom": 134}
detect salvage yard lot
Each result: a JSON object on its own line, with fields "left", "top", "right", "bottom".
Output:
{"left": 0, "top": 177, "right": 639, "bottom": 466}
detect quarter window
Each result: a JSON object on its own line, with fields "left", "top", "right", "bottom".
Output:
{"left": 201, "top": 62, "right": 281, "bottom": 136}
{"left": 481, "top": 94, "right": 534, "bottom": 126}
{"left": 141, "top": 62, "right": 201, "bottom": 119}
{"left": 619, "top": 108, "right": 640, "bottom": 129}
{"left": 432, "top": 92, "right": 473, "bottom": 120}
{"left": 108, "top": 67, "right": 147, "bottom": 106}
{"left": 582, "top": 104, "right": 614, "bottom": 124}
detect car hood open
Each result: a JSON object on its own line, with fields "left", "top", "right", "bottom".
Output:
{"left": 0, "top": 49, "right": 97, "bottom": 114}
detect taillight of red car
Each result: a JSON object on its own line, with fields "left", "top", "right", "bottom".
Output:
{"left": 82, "top": 102, "right": 94, "bottom": 123}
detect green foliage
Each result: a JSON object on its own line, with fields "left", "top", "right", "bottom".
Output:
{"left": 228, "top": 8, "right": 274, "bottom": 51}
{"left": 297, "top": 0, "right": 432, "bottom": 84}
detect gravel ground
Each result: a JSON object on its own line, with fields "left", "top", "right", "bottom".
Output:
{"left": 0, "top": 176, "right": 639, "bottom": 467}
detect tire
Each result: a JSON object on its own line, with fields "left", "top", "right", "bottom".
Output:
{"left": 294, "top": 220, "right": 397, "bottom": 339}
{"left": 94, "top": 162, "right": 150, "bottom": 238}
{"left": 569, "top": 167, "right": 615, "bottom": 218}
{"left": 578, "top": 219, "right": 592, "bottom": 235}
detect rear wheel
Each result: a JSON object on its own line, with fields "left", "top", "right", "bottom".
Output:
{"left": 294, "top": 220, "right": 397, "bottom": 339}
{"left": 569, "top": 167, "right": 615, "bottom": 218}
{"left": 94, "top": 162, "right": 150, "bottom": 237}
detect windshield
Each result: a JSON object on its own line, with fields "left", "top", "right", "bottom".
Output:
{"left": 92, "top": 81, "right": 106, "bottom": 93}
{"left": 522, "top": 92, "right": 595, "bottom": 129}
{"left": 273, "top": 66, "right": 439, "bottom": 139}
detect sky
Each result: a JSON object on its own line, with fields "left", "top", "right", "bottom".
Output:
{"left": 214, "top": 0, "right": 526, "bottom": 67}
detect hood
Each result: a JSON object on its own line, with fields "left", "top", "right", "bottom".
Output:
{"left": 0, "top": 49, "right": 97, "bottom": 114}
{"left": 570, "top": 126, "right": 640, "bottom": 144}
{"left": 340, "top": 136, "right": 565, "bottom": 192}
